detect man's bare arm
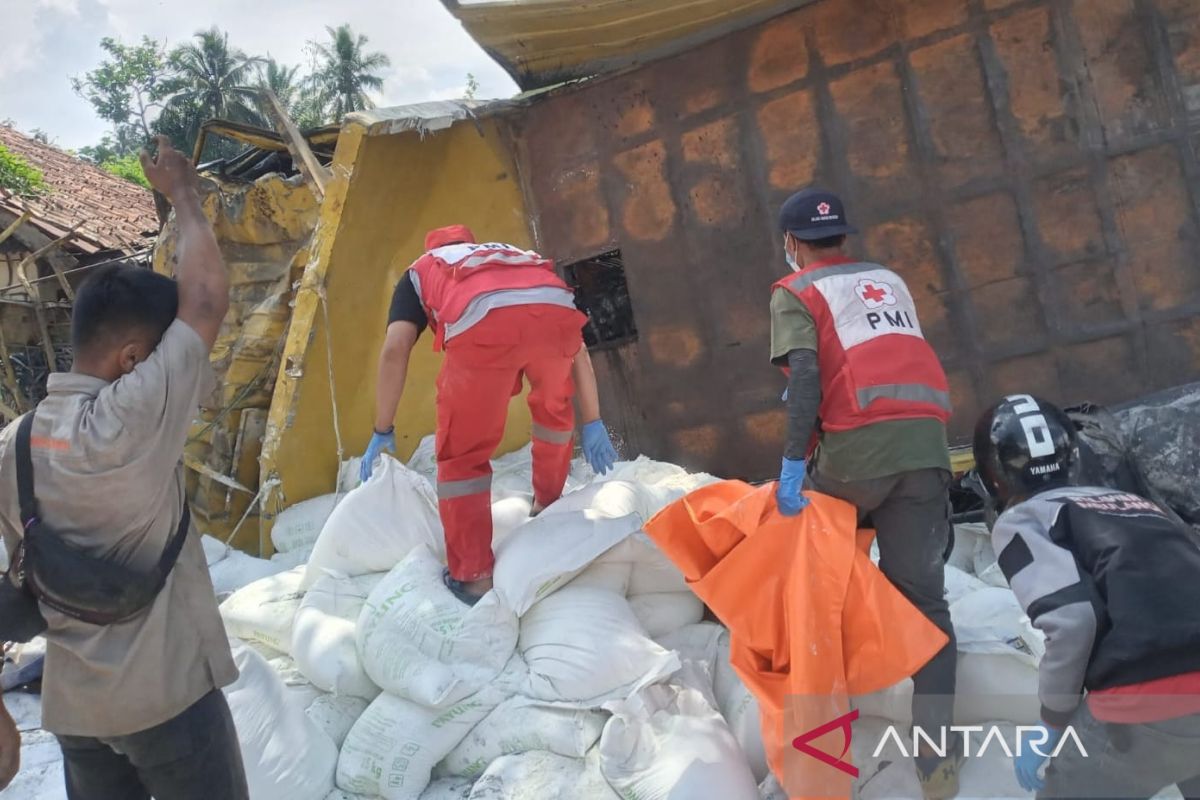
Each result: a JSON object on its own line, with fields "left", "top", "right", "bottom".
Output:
{"left": 374, "top": 321, "right": 421, "bottom": 432}
{"left": 571, "top": 347, "right": 602, "bottom": 425}
{"left": 140, "top": 136, "right": 229, "bottom": 350}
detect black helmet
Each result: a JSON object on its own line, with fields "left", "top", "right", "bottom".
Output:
{"left": 973, "top": 395, "right": 1077, "bottom": 507}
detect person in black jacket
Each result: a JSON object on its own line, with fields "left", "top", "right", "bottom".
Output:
{"left": 974, "top": 394, "right": 1200, "bottom": 799}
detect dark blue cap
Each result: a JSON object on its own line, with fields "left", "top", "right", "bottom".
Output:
{"left": 779, "top": 188, "right": 858, "bottom": 240}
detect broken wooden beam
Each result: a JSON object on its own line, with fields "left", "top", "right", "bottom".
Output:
{"left": 260, "top": 89, "right": 331, "bottom": 202}
{"left": 0, "top": 210, "right": 33, "bottom": 249}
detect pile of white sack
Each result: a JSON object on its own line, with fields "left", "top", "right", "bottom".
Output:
{"left": 8, "top": 448, "right": 1185, "bottom": 800}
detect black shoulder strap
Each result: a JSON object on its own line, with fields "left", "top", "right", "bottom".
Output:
{"left": 16, "top": 409, "right": 190, "bottom": 583}
{"left": 155, "top": 501, "right": 191, "bottom": 583}
{"left": 16, "top": 413, "right": 37, "bottom": 527}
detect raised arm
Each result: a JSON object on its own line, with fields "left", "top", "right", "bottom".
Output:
{"left": 140, "top": 136, "right": 228, "bottom": 350}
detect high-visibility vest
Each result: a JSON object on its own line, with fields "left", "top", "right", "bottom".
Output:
{"left": 408, "top": 242, "right": 576, "bottom": 350}
{"left": 774, "top": 258, "right": 952, "bottom": 433}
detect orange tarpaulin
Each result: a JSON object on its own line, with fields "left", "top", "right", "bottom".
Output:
{"left": 643, "top": 481, "right": 949, "bottom": 799}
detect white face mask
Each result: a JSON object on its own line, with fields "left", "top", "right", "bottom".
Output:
{"left": 784, "top": 237, "right": 801, "bottom": 272}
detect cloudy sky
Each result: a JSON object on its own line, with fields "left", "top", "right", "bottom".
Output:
{"left": 2, "top": 0, "right": 519, "bottom": 151}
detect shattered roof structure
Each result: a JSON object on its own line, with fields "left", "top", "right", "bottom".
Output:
{"left": 442, "top": 0, "right": 816, "bottom": 89}
{"left": 0, "top": 125, "right": 158, "bottom": 255}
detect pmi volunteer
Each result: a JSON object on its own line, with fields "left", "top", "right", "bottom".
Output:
{"left": 769, "top": 189, "right": 960, "bottom": 798}
{"left": 360, "top": 226, "right": 619, "bottom": 606}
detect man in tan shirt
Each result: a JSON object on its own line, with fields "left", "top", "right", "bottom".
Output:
{"left": 0, "top": 138, "right": 246, "bottom": 799}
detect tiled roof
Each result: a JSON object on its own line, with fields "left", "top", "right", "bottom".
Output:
{"left": 0, "top": 125, "right": 159, "bottom": 255}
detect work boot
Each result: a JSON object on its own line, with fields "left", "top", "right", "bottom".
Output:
{"left": 915, "top": 747, "right": 965, "bottom": 800}
{"left": 442, "top": 568, "right": 487, "bottom": 606}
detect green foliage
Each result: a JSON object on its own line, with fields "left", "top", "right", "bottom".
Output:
{"left": 71, "top": 36, "right": 169, "bottom": 157}
{"left": 464, "top": 73, "right": 479, "bottom": 101}
{"left": 0, "top": 144, "right": 49, "bottom": 198}
{"left": 100, "top": 153, "right": 150, "bottom": 188}
{"left": 306, "top": 25, "right": 391, "bottom": 122}
{"left": 75, "top": 24, "right": 390, "bottom": 159}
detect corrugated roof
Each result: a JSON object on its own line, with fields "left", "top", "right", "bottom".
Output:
{"left": 444, "top": 0, "right": 815, "bottom": 90}
{"left": 0, "top": 126, "right": 159, "bottom": 255}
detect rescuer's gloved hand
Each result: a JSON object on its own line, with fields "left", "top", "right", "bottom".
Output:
{"left": 1014, "top": 724, "right": 1062, "bottom": 792}
{"left": 359, "top": 428, "right": 396, "bottom": 483}
{"left": 776, "top": 457, "right": 810, "bottom": 516}
{"left": 581, "top": 420, "right": 618, "bottom": 475}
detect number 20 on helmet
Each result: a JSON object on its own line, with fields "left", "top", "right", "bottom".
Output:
{"left": 973, "top": 394, "right": 1078, "bottom": 508}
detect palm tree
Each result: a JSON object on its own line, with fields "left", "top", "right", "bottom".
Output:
{"left": 307, "top": 25, "right": 390, "bottom": 121}
{"left": 164, "top": 27, "right": 264, "bottom": 127}
{"left": 258, "top": 58, "right": 302, "bottom": 112}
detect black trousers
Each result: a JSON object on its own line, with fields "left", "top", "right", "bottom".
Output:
{"left": 808, "top": 467, "right": 958, "bottom": 738}
{"left": 56, "top": 689, "right": 248, "bottom": 800}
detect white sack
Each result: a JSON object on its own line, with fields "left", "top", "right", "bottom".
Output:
{"left": 268, "top": 654, "right": 327, "bottom": 716}
{"left": 325, "top": 791, "right": 373, "bottom": 800}
{"left": 945, "top": 564, "right": 989, "bottom": 605}
{"left": 304, "top": 455, "right": 442, "bottom": 589}
{"left": 657, "top": 622, "right": 725, "bottom": 702}
{"left": 600, "top": 684, "right": 759, "bottom": 800}
{"left": 852, "top": 653, "right": 1041, "bottom": 727}
{"left": 219, "top": 567, "right": 306, "bottom": 654}
{"left": 713, "top": 632, "right": 769, "bottom": 783}
{"left": 951, "top": 588, "right": 1045, "bottom": 666}
{"left": 225, "top": 642, "right": 337, "bottom": 800}
{"left": 494, "top": 485, "right": 645, "bottom": 616}
{"left": 566, "top": 560, "right": 632, "bottom": 595}
{"left": 595, "top": 532, "right": 688, "bottom": 595}
{"left": 419, "top": 777, "right": 474, "bottom": 800}
{"left": 202, "top": 534, "right": 229, "bottom": 566}
{"left": 466, "top": 749, "right": 619, "bottom": 800}
{"left": 293, "top": 572, "right": 385, "bottom": 699}
{"left": 491, "top": 496, "right": 532, "bottom": 545}
{"left": 336, "top": 659, "right": 527, "bottom": 800}
{"left": 271, "top": 547, "right": 313, "bottom": 570}
{"left": 306, "top": 694, "right": 370, "bottom": 749}
{"left": 273, "top": 494, "right": 340, "bottom": 554}
{"left": 210, "top": 549, "right": 287, "bottom": 598}
{"left": 630, "top": 592, "right": 705, "bottom": 638}
{"left": 358, "top": 547, "right": 518, "bottom": 708}
{"left": 439, "top": 694, "right": 607, "bottom": 778}
{"left": 948, "top": 523, "right": 990, "bottom": 574}
{"left": 518, "top": 586, "right": 679, "bottom": 706}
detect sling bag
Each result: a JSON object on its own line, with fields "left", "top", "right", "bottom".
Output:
{"left": 0, "top": 412, "right": 191, "bottom": 643}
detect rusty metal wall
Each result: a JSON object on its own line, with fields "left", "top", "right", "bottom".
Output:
{"left": 509, "top": 0, "right": 1200, "bottom": 480}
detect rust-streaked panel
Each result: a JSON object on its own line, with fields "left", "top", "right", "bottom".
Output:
{"left": 513, "top": 0, "right": 1200, "bottom": 480}
{"left": 447, "top": 0, "right": 817, "bottom": 90}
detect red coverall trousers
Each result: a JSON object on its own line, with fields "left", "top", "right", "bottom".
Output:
{"left": 436, "top": 304, "right": 586, "bottom": 581}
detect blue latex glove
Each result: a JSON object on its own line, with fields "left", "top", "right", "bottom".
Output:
{"left": 776, "top": 457, "right": 810, "bottom": 516}
{"left": 1015, "top": 725, "right": 1062, "bottom": 792}
{"left": 359, "top": 429, "right": 396, "bottom": 483}
{"left": 582, "top": 419, "right": 618, "bottom": 475}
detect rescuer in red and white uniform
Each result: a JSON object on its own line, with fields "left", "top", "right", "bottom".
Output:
{"left": 770, "top": 189, "right": 960, "bottom": 798}
{"left": 361, "top": 225, "right": 618, "bottom": 605}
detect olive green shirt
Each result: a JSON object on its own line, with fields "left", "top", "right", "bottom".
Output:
{"left": 769, "top": 287, "right": 951, "bottom": 482}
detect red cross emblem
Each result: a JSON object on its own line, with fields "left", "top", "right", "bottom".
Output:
{"left": 817, "top": 202, "right": 832, "bottom": 216}
{"left": 856, "top": 278, "right": 897, "bottom": 309}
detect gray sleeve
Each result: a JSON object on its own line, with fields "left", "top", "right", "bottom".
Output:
{"left": 784, "top": 348, "right": 820, "bottom": 461}
{"left": 992, "top": 497, "right": 1098, "bottom": 727}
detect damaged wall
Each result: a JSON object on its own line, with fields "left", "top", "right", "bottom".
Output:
{"left": 509, "top": 0, "right": 1200, "bottom": 480}
{"left": 257, "top": 114, "right": 537, "bottom": 552}
{"left": 154, "top": 173, "right": 320, "bottom": 551}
